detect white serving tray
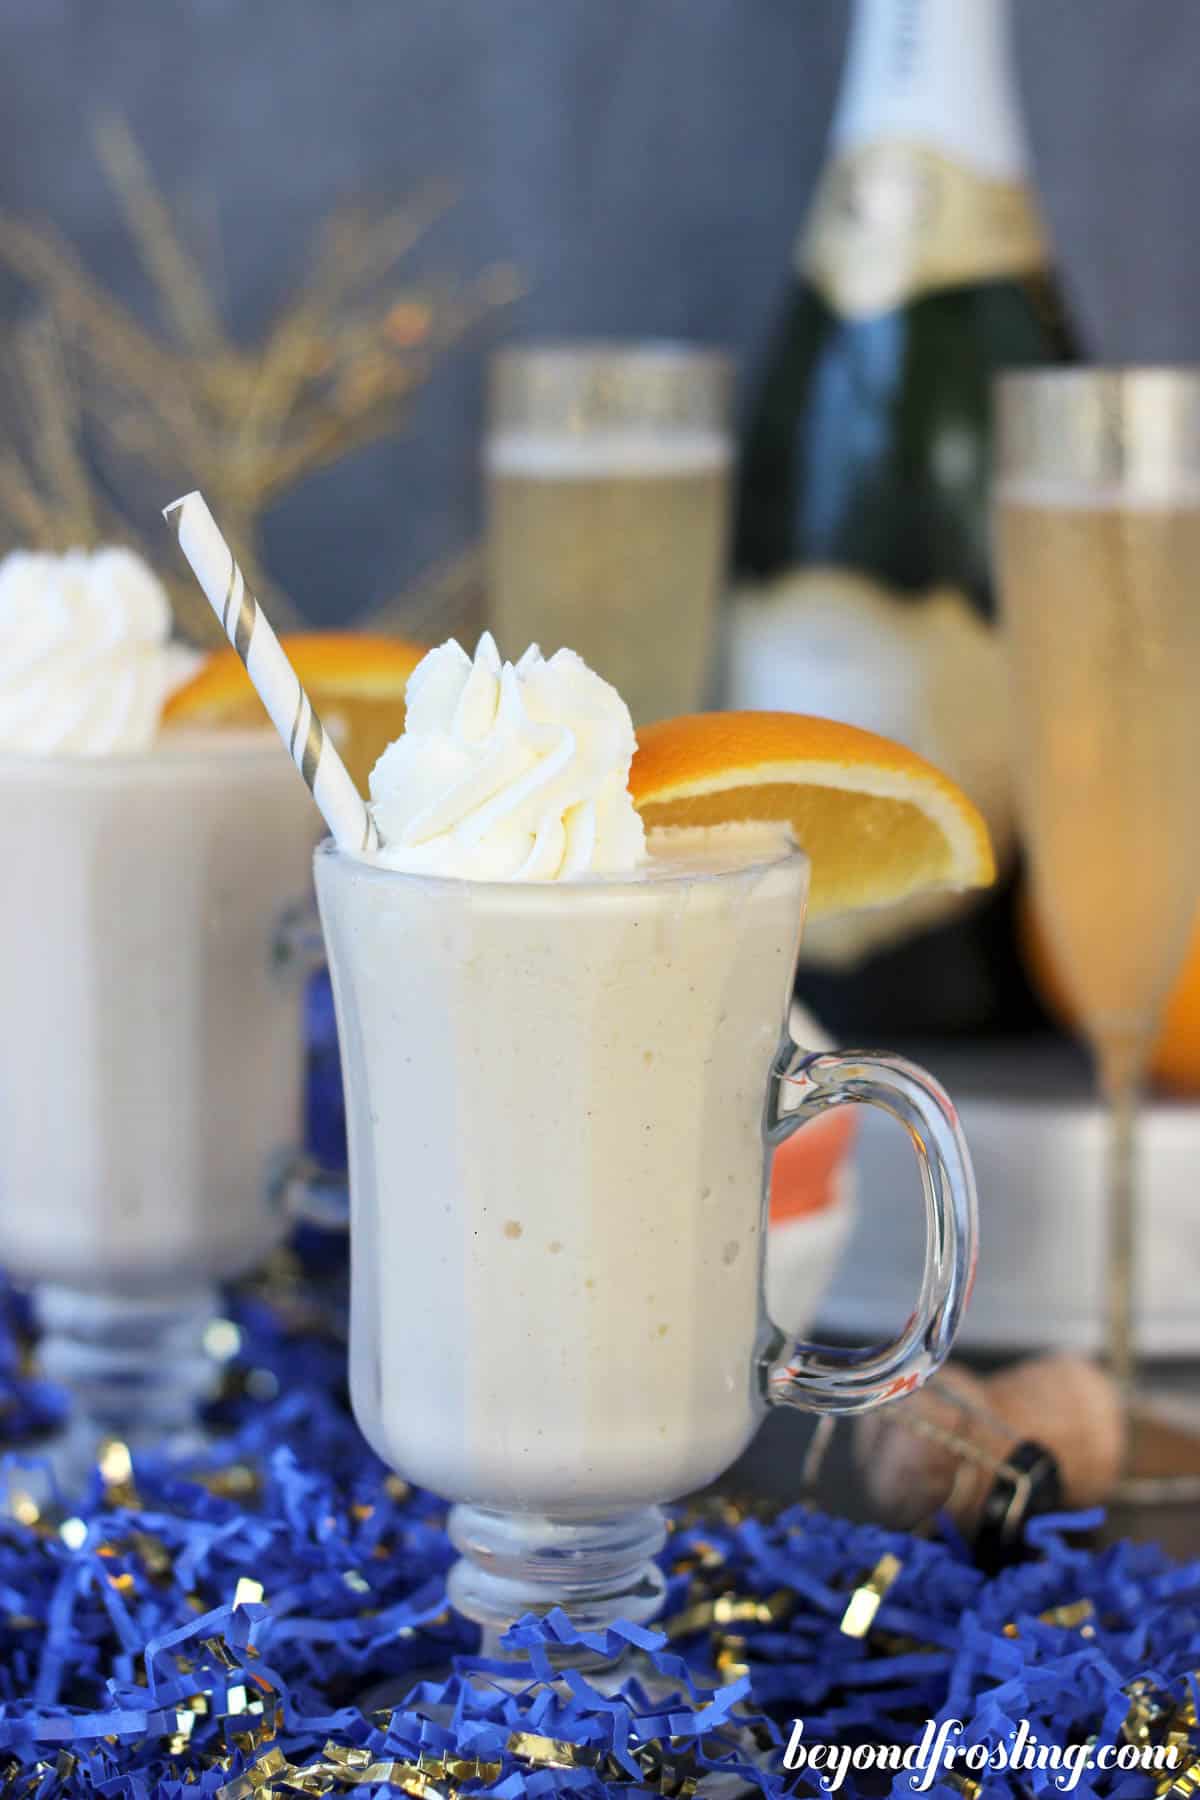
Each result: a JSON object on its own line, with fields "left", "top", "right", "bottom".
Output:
{"left": 817, "top": 1040, "right": 1200, "bottom": 1357}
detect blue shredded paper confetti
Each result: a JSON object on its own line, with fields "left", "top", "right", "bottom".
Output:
{"left": 0, "top": 1274, "right": 1198, "bottom": 1797}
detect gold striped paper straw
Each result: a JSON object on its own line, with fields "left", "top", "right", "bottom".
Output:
{"left": 164, "top": 490, "right": 380, "bottom": 854}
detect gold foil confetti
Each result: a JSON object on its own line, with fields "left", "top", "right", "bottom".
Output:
{"left": 713, "top": 1586, "right": 793, "bottom": 1626}
{"left": 1042, "top": 1598, "right": 1096, "bottom": 1630}
{"left": 98, "top": 1439, "right": 133, "bottom": 1487}
{"left": 439, "top": 1755, "right": 504, "bottom": 1785}
{"left": 1125, "top": 1677, "right": 1175, "bottom": 1745}
{"left": 1004, "top": 1598, "right": 1095, "bottom": 1639}
{"left": 97, "top": 1438, "right": 142, "bottom": 1509}
{"left": 233, "top": 1577, "right": 265, "bottom": 1608}
{"left": 1160, "top": 1760, "right": 1200, "bottom": 1800}
{"left": 9, "top": 1491, "right": 40, "bottom": 1528}
{"left": 167, "top": 1710, "right": 197, "bottom": 1756}
{"left": 663, "top": 1599, "right": 723, "bottom": 1640}
{"left": 218, "top": 1742, "right": 496, "bottom": 1799}
{"left": 502, "top": 1732, "right": 701, "bottom": 1797}
{"left": 216, "top": 1746, "right": 289, "bottom": 1799}
{"left": 506, "top": 1733, "right": 585, "bottom": 1769}
{"left": 840, "top": 1552, "right": 903, "bottom": 1638}
{"left": 129, "top": 1529, "right": 175, "bottom": 1582}
{"left": 715, "top": 1631, "right": 749, "bottom": 1679}
{"left": 670, "top": 1537, "right": 726, "bottom": 1575}
{"left": 194, "top": 1463, "right": 263, "bottom": 1503}
{"left": 664, "top": 1569, "right": 793, "bottom": 1647}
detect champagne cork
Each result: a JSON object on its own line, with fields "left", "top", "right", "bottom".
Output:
{"left": 855, "top": 1354, "right": 1126, "bottom": 1534}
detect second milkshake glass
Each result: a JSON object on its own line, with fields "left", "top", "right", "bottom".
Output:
{"left": 0, "top": 733, "right": 317, "bottom": 1479}
{"left": 316, "top": 836, "right": 977, "bottom": 1642}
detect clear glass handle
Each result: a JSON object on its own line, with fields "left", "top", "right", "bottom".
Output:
{"left": 763, "top": 1046, "right": 978, "bottom": 1414}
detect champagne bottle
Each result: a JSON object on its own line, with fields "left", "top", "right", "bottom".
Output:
{"left": 732, "top": 0, "right": 1075, "bottom": 1038}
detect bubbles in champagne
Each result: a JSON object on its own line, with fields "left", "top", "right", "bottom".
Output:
{"left": 486, "top": 431, "right": 732, "bottom": 723}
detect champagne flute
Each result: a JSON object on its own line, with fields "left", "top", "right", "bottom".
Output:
{"left": 485, "top": 343, "right": 733, "bottom": 724}
{"left": 994, "top": 369, "right": 1200, "bottom": 1486}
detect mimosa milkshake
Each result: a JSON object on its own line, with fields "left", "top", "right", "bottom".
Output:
{"left": 317, "top": 630, "right": 982, "bottom": 1637}
{"left": 0, "top": 547, "right": 314, "bottom": 1465}
{"left": 317, "top": 631, "right": 803, "bottom": 1632}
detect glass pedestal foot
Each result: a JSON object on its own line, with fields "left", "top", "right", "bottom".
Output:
{"left": 359, "top": 1645, "right": 711, "bottom": 1716}
{"left": 32, "top": 1281, "right": 222, "bottom": 1495}
{"left": 446, "top": 1503, "right": 668, "bottom": 1658}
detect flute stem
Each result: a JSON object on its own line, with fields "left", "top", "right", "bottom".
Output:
{"left": 1103, "top": 1071, "right": 1139, "bottom": 1413}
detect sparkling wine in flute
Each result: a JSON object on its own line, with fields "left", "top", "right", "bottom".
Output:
{"left": 486, "top": 347, "right": 732, "bottom": 726}
{"left": 996, "top": 487, "right": 1200, "bottom": 1073}
{"left": 995, "top": 369, "right": 1200, "bottom": 1477}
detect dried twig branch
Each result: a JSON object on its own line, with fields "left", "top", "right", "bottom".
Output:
{"left": 0, "top": 119, "right": 518, "bottom": 641}
{"left": 93, "top": 115, "right": 228, "bottom": 359}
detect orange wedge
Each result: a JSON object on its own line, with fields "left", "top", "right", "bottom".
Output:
{"left": 164, "top": 631, "right": 426, "bottom": 792}
{"left": 630, "top": 711, "right": 994, "bottom": 918}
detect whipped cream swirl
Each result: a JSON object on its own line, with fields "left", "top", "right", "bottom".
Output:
{"left": 0, "top": 547, "right": 192, "bottom": 755}
{"left": 369, "top": 632, "right": 646, "bottom": 880}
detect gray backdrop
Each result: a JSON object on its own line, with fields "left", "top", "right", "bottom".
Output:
{"left": 3, "top": 1, "right": 1198, "bottom": 627}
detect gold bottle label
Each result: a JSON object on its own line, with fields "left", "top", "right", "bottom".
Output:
{"left": 800, "top": 140, "right": 1047, "bottom": 320}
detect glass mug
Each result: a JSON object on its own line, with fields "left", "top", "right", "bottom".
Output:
{"left": 315, "top": 837, "right": 977, "bottom": 1640}
{"left": 0, "top": 734, "right": 317, "bottom": 1483}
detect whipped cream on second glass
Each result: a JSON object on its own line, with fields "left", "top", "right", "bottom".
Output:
{"left": 0, "top": 547, "right": 194, "bottom": 755}
{"left": 369, "top": 632, "right": 646, "bottom": 880}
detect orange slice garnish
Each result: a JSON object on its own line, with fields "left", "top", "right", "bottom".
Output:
{"left": 164, "top": 631, "right": 426, "bottom": 792}
{"left": 630, "top": 711, "right": 994, "bottom": 918}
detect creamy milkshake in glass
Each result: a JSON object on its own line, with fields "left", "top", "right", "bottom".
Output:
{"left": 316, "top": 633, "right": 979, "bottom": 1641}
{"left": 0, "top": 548, "right": 315, "bottom": 1471}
